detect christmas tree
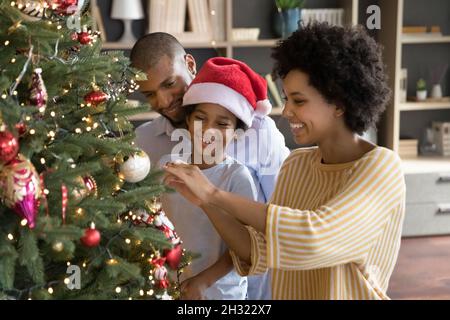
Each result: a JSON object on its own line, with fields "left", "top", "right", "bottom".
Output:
{"left": 0, "top": 0, "right": 185, "bottom": 300}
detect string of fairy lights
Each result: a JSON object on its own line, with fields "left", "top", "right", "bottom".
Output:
{"left": 3, "top": 0, "right": 142, "bottom": 170}
{"left": 4, "top": 201, "right": 191, "bottom": 299}
{"left": 1, "top": 0, "right": 190, "bottom": 299}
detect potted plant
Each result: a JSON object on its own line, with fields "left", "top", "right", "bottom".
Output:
{"left": 416, "top": 78, "right": 427, "bottom": 101}
{"left": 274, "top": 0, "right": 306, "bottom": 38}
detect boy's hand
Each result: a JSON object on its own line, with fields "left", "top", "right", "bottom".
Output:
{"left": 180, "top": 274, "right": 211, "bottom": 300}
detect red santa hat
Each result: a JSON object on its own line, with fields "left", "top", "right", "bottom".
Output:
{"left": 182, "top": 57, "right": 272, "bottom": 127}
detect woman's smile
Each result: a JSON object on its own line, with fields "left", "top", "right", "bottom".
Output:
{"left": 289, "top": 122, "right": 306, "bottom": 136}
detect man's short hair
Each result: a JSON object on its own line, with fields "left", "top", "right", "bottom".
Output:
{"left": 130, "top": 32, "right": 186, "bottom": 72}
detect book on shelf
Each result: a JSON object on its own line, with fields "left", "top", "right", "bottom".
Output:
{"left": 187, "top": 0, "right": 212, "bottom": 35}
{"left": 208, "top": 0, "right": 226, "bottom": 41}
{"left": 149, "top": 0, "right": 166, "bottom": 32}
{"left": 148, "top": 0, "right": 213, "bottom": 43}
{"left": 179, "top": 5, "right": 211, "bottom": 41}
{"left": 402, "top": 25, "right": 444, "bottom": 42}
{"left": 402, "top": 26, "right": 428, "bottom": 34}
{"left": 187, "top": 0, "right": 199, "bottom": 33}
{"left": 402, "top": 25, "right": 442, "bottom": 34}
{"left": 301, "top": 9, "right": 345, "bottom": 27}
{"left": 399, "top": 139, "right": 419, "bottom": 158}
{"left": 165, "top": 0, "right": 186, "bottom": 34}
{"left": 149, "top": 0, "right": 186, "bottom": 34}
{"left": 265, "top": 74, "right": 283, "bottom": 109}
{"left": 400, "top": 139, "right": 419, "bottom": 146}
{"left": 432, "top": 122, "right": 450, "bottom": 156}
{"left": 430, "top": 26, "right": 441, "bottom": 33}
{"left": 232, "top": 28, "right": 260, "bottom": 41}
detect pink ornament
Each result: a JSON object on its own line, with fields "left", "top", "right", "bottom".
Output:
{"left": 29, "top": 68, "right": 48, "bottom": 111}
{"left": 0, "top": 154, "right": 41, "bottom": 228}
{"left": 83, "top": 176, "right": 97, "bottom": 194}
{"left": 49, "top": 0, "right": 79, "bottom": 16}
{"left": 154, "top": 265, "right": 168, "bottom": 281}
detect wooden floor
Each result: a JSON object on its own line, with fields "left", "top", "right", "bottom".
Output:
{"left": 388, "top": 236, "right": 450, "bottom": 300}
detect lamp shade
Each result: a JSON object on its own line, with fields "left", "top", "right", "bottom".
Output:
{"left": 111, "top": 0, "right": 144, "bottom": 20}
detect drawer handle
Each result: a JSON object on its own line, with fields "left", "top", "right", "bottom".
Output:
{"left": 438, "top": 175, "right": 450, "bottom": 183}
{"left": 437, "top": 205, "right": 450, "bottom": 214}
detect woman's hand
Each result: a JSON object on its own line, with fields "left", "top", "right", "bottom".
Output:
{"left": 179, "top": 274, "right": 210, "bottom": 300}
{"left": 163, "top": 162, "right": 217, "bottom": 207}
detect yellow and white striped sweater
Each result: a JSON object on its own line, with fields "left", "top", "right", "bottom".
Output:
{"left": 231, "top": 146, "right": 406, "bottom": 299}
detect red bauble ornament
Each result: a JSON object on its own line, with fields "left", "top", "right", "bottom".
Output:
{"left": 0, "top": 154, "right": 41, "bottom": 228}
{"left": 15, "top": 122, "right": 27, "bottom": 136}
{"left": 0, "top": 128, "right": 19, "bottom": 164}
{"left": 80, "top": 223, "right": 101, "bottom": 247}
{"left": 84, "top": 90, "right": 109, "bottom": 106}
{"left": 164, "top": 244, "right": 182, "bottom": 270}
{"left": 77, "top": 31, "right": 92, "bottom": 45}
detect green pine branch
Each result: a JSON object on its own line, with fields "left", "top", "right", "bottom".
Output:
{"left": 18, "top": 229, "right": 45, "bottom": 285}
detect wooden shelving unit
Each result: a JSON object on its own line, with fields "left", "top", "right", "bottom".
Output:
{"left": 378, "top": 0, "right": 450, "bottom": 158}
{"left": 400, "top": 101, "right": 450, "bottom": 111}
{"left": 401, "top": 35, "right": 450, "bottom": 44}
{"left": 99, "top": 0, "right": 358, "bottom": 58}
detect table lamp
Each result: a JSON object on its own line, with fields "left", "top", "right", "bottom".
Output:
{"left": 111, "top": 0, "right": 144, "bottom": 43}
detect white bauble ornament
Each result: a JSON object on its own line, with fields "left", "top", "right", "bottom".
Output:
{"left": 119, "top": 151, "right": 151, "bottom": 183}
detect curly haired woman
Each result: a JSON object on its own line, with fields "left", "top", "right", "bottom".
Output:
{"left": 164, "top": 22, "right": 405, "bottom": 300}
